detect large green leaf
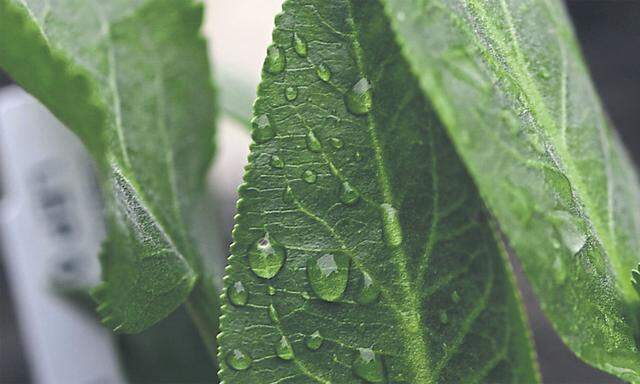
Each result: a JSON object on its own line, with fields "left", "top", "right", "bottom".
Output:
{"left": 381, "top": 0, "right": 640, "bottom": 380}
{"left": 0, "top": 0, "right": 218, "bottom": 336}
{"left": 218, "top": 1, "right": 538, "bottom": 382}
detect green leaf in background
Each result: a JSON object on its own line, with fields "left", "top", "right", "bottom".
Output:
{"left": 218, "top": 1, "right": 538, "bottom": 382}
{"left": 0, "top": 0, "right": 219, "bottom": 341}
{"left": 381, "top": 0, "right": 640, "bottom": 380}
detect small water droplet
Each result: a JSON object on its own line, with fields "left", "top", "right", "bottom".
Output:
{"left": 285, "top": 86, "right": 298, "bottom": 101}
{"left": 306, "top": 130, "right": 322, "bottom": 152}
{"left": 550, "top": 210, "right": 586, "bottom": 254}
{"left": 345, "top": 77, "right": 372, "bottom": 115}
{"left": 381, "top": 203, "right": 403, "bottom": 247}
{"left": 302, "top": 169, "right": 317, "bottom": 184}
{"left": 340, "top": 181, "right": 360, "bottom": 205}
{"left": 283, "top": 185, "right": 294, "bottom": 203}
{"left": 268, "top": 303, "right": 279, "bottom": 323}
{"left": 252, "top": 114, "right": 275, "bottom": 144}
{"left": 248, "top": 233, "right": 286, "bottom": 279}
{"left": 330, "top": 137, "right": 343, "bottom": 149}
{"left": 270, "top": 154, "right": 284, "bottom": 169}
{"left": 439, "top": 311, "right": 449, "bottom": 324}
{"left": 356, "top": 271, "right": 380, "bottom": 304}
{"left": 316, "top": 63, "right": 331, "bottom": 82}
{"left": 353, "top": 348, "right": 385, "bottom": 383}
{"left": 227, "top": 281, "right": 248, "bottom": 306}
{"left": 307, "top": 253, "right": 350, "bottom": 302}
{"left": 355, "top": 151, "right": 363, "bottom": 161}
{"left": 268, "top": 285, "right": 276, "bottom": 296}
{"left": 305, "top": 331, "right": 323, "bottom": 350}
{"left": 276, "top": 336, "right": 295, "bottom": 360}
{"left": 226, "top": 349, "right": 251, "bottom": 371}
{"left": 293, "top": 32, "right": 307, "bottom": 57}
{"left": 266, "top": 45, "right": 285, "bottom": 74}
{"left": 451, "top": 291, "right": 460, "bottom": 303}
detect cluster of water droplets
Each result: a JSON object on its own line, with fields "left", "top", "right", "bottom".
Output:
{"left": 226, "top": 30, "right": 391, "bottom": 382}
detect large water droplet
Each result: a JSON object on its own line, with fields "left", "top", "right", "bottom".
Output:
{"left": 356, "top": 271, "right": 380, "bottom": 304}
{"left": 252, "top": 114, "right": 275, "bottom": 144}
{"left": 227, "top": 281, "right": 248, "bottom": 306}
{"left": 316, "top": 63, "right": 331, "bottom": 82}
{"left": 270, "top": 154, "right": 284, "bottom": 169}
{"left": 340, "top": 181, "right": 360, "bottom": 205}
{"left": 302, "top": 169, "right": 317, "bottom": 184}
{"left": 248, "top": 233, "right": 286, "bottom": 279}
{"left": 307, "top": 253, "right": 350, "bottom": 302}
{"left": 266, "top": 45, "right": 285, "bottom": 74}
{"left": 293, "top": 32, "right": 307, "bottom": 57}
{"left": 306, "top": 130, "right": 322, "bottom": 152}
{"left": 305, "top": 331, "right": 323, "bottom": 351}
{"left": 276, "top": 336, "right": 295, "bottom": 360}
{"left": 285, "top": 86, "right": 298, "bottom": 101}
{"left": 345, "top": 78, "right": 372, "bottom": 115}
{"left": 226, "top": 349, "right": 251, "bottom": 371}
{"left": 330, "top": 137, "right": 343, "bottom": 149}
{"left": 381, "top": 203, "right": 402, "bottom": 247}
{"left": 353, "top": 348, "right": 385, "bottom": 383}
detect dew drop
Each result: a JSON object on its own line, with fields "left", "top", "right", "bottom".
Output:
{"left": 268, "top": 303, "right": 279, "bottom": 323}
{"left": 355, "top": 151, "right": 363, "bottom": 161}
{"left": 345, "top": 77, "right": 372, "bottom": 115}
{"left": 381, "top": 203, "right": 403, "bottom": 247}
{"left": 248, "top": 233, "right": 286, "bottom": 279}
{"left": 266, "top": 45, "right": 285, "bottom": 74}
{"left": 353, "top": 348, "right": 385, "bottom": 383}
{"left": 550, "top": 210, "right": 586, "bottom": 254}
{"left": 276, "top": 336, "right": 295, "bottom": 360}
{"left": 305, "top": 331, "right": 323, "bottom": 351}
{"left": 283, "top": 185, "right": 294, "bottom": 204}
{"left": 227, "top": 281, "right": 248, "bottom": 306}
{"left": 316, "top": 63, "right": 331, "bottom": 82}
{"left": 270, "top": 154, "right": 284, "bottom": 169}
{"left": 307, "top": 253, "right": 350, "bottom": 302}
{"left": 268, "top": 285, "right": 276, "bottom": 296}
{"left": 293, "top": 32, "right": 307, "bottom": 57}
{"left": 226, "top": 349, "right": 251, "bottom": 371}
{"left": 302, "top": 169, "right": 317, "bottom": 184}
{"left": 356, "top": 271, "right": 380, "bottom": 304}
{"left": 330, "top": 137, "right": 343, "bottom": 149}
{"left": 451, "top": 290, "right": 461, "bottom": 304}
{"left": 439, "top": 311, "right": 449, "bottom": 324}
{"left": 306, "top": 130, "right": 322, "bottom": 152}
{"left": 251, "top": 114, "right": 275, "bottom": 144}
{"left": 285, "top": 86, "right": 298, "bottom": 101}
{"left": 340, "top": 181, "right": 360, "bottom": 205}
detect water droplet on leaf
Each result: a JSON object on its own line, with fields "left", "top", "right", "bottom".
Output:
{"left": 550, "top": 210, "right": 586, "bottom": 254}
{"left": 227, "top": 281, "right": 248, "bottom": 306}
{"left": 451, "top": 291, "right": 460, "bottom": 304}
{"left": 306, "top": 130, "right": 322, "bottom": 152}
{"left": 270, "top": 154, "right": 284, "bottom": 169}
{"left": 293, "top": 32, "right": 307, "bottom": 57}
{"left": 439, "top": 311, "right": 449, "bottom": 324}
{"left": 302, "top": 169, "right": 317, "bottom": 184}
{"left": 353, "top": 348, "right": 385, "bottom": 383}
{"left": 345, "top": 77, "right": 372, "bottom": 115}
{"left": 356, "top": 271, "right": 380, "bottom": 304}
{"left": 248, "top": 233, "right": 286, "bottom": 279}
{"left": 266, "top": 45, "right": 285, "bottom": 74}
{"left": 226, "top": 349, "right": 251, "bottom": 371}
{"left": 252, "top": 114, "right": 275, "bottom": 144}
{"left": 276, "top": 336, "right": 294, "bottom": 360}
{"left": 316, "top": 63, "right": 331, "bottom": 82}
{"left": 305, "top": 331, "right": 323, "bottom": 350}
{"left": 307, "top": 253, "right": 350, "bottom": 302}
{"left": 285, "top": 86, "right": 298, "bottom": 101}
{"left": 340, "top": 181, "right": 360, "bottom": 205}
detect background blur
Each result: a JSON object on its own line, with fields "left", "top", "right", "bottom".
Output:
{"left": 0, "top": 1, "right": 638, "bottom": 383}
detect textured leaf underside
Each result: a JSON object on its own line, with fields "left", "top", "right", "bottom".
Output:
{"left": 0, "top": 0, "right": 217, "bottom": 333}
{"left": 381, "top": 0, "right": 640, "bottom": 381}
{"left": 218, "top": 1, "right": 538, "bottom": 383}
